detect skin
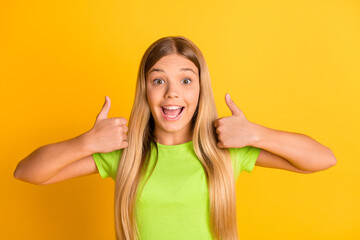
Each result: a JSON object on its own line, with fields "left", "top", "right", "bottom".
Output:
{"left": 146, "top": 54, "right": 336, "bottom": 172}
{"left": 146, "top": 53, "right": 200, "bottom": 145}
{"left": 214, "top": 94, "right": 337, "bottom": 172}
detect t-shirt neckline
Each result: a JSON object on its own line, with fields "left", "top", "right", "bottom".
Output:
{"left": 156, "top": 140, "right": 193, "bottom": 149}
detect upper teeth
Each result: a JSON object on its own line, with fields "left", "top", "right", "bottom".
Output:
{"left": 163, "top": 106, "right": 182, "bottom": 110}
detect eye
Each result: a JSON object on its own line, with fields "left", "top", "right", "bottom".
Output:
{"left": 182, "top": 78, "right": 192, "bottom": 84}
{"left": 153, "top": 78, "right": 164, "bottom": 85}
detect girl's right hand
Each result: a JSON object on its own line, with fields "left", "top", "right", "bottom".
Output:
{"left": 86, "top": 96, "right": 129, "bottom": 153}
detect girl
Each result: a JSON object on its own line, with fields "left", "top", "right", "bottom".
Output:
{"left": 14, "top": 36, "right": 337, "bottom": 240}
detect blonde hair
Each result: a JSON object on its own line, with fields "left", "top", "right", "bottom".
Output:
{"left": 114, "top": 36, "right": 238, "bottom": 240}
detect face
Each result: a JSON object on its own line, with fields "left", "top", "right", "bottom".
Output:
{"left": 146, "top": 54, "right": 200, "bottom": 140}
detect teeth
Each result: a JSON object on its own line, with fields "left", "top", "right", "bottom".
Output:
{"left": 162, "top": 106, "right": 182, "bottom": 110}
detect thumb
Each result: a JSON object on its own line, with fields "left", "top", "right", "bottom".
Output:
{"left": 225, "top": 93, "right": 242, "bottom": 116}
{"left": 96, "top": 96, "right": 111, "bottom": 121}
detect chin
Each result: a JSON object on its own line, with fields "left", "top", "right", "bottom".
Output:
{"left": 157, "top": 116, "right": 191, "bottom": 131}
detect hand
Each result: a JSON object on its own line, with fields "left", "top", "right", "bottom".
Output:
{"left": 87, "top": 96, "right": 129, "bottom": 153}
{"left": 214, "top": 93, "right": 257, "bottom": 148}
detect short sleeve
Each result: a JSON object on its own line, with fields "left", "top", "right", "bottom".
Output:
{"left": 229, "top": 146, "right": 261, "bottom": 179}
{"left": 92, "top": 148, "right": 123, "bottom": 181}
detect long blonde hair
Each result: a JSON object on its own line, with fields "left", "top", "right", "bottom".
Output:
{"left": 114, "top": 36, "right": 238, "bottom": 240}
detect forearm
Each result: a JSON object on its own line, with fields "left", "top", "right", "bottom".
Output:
{"left": 251, "top": 123, "right": 337, "bottom": 172}
{"left": 14, "top": 131, "right": 93, "bottom": 184}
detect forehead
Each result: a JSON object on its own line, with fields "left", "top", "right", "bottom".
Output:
{"left": 148, "top": 54, "right": 199, "bottom": 75}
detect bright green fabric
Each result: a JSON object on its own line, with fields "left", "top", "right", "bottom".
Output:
{"left": 92, "top": 140, "right": 261, "bottom": 239}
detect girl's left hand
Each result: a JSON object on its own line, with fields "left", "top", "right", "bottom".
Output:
{"left": 214, "top": 93, "right": 258, "bottom": 148}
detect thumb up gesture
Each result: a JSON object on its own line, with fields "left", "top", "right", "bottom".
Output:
{"left": 214, "top": 93, "right": 257, "bottom": 148}
{"left": 87, "top": 96, "right": 128, "bottom": 153}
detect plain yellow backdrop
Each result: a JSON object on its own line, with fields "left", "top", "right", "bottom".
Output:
{"left": 2, "top": 0, "right": 359, "bottom": 239}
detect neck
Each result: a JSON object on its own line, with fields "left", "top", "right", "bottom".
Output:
{"left": 154, "top": 125, "right": 193, "bottom": 145}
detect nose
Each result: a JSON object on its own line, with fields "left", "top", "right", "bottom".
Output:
{"left": 165, "top": 81, "right": 179, "bottom": 99}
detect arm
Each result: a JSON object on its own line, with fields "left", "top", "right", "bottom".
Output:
{"left": 251, "top": 123, "right": 337, "bottom": 172}
{"left": 13, "top": 132, "right": 94, "bottom": 185}
{"left": 13, "top": 96, "right": 128, "bottom": 185}
{"left": 255, "top": 148, "right": 315, "bottom": 174}
{"left": 214, "top": 93, "right": 337, "bottom": 173}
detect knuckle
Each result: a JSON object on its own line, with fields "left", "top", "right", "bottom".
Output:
{"left": 120, "top": 117, "right": 128, "bottom": 124}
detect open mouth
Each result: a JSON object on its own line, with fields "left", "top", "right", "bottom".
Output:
{"left": 161, "top": 106, "right": 185, "bottom": 120}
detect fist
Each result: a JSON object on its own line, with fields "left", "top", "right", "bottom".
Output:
{"left": 214, "top": 93, "right": 256, "bottom": 148}
{"left": 88, "top": 96, "right": 129, "bottom": 153}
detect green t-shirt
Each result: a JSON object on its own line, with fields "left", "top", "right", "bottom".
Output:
{"left": 92, "top": 140, "right": 261, "bottom": 240}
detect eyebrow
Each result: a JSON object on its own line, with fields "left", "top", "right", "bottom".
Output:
{"left": 148, "top": 68, "right": 197, "bottom": 75}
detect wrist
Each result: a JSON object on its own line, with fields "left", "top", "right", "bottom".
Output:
{"left": 78, "top": 130, "right": 96, "bottom": 155}
{"left": 249, "top": 122, "right": 267, "bottom": 148}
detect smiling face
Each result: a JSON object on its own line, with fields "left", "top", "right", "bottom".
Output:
{"left": 146, "top": 54, "right": 200, "bottom": 145}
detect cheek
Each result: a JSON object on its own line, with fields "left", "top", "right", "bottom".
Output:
{"left": 189, "top": 88, "right": 200, "bottom": 105}
{"left": 146, "top": 87, "right": 156, "bottom": 103}
{"left": 146, "top": 90, "right": 161, "bottom": 112}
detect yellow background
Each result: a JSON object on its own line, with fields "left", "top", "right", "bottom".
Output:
{"left": 2, "top": 0, "right": 359, "bottom": 239}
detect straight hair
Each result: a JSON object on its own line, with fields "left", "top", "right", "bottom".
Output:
{"left": 114, "top": 36, "right": 239, "bottom": 240}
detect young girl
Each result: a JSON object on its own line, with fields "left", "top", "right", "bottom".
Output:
{"left": 14, "top": 36, "right": 337, "bottom": 240}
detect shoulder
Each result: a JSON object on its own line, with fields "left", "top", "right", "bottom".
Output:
{"left": 92, "top": 148, "right": 124, "bottom": 180}
{"left": 229, "top": 146, "right": 261, "bottom": 175}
